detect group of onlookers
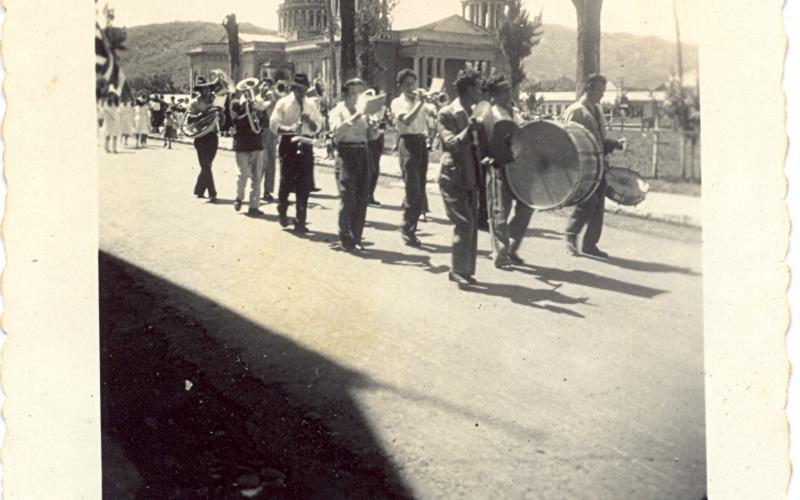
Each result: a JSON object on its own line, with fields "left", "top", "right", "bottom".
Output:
{"left": 97, "top": 93, "right": 191, "bottom": 153}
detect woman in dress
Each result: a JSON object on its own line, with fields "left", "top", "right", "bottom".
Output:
{"left": 120, "top": 98, "right": 136, "bottom": 147}
{"left": 135, "top": 97, "right": 151, "bottom": 148}
{"left": 101, "top": 95, "right": 120, "bottom": 154}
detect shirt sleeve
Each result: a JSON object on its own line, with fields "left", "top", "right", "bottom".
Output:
{"left": 307, "top": 99, "right": 324, "bottom": 131}
{"left": 269, "top": 99, "right": 285, "bottom": 135}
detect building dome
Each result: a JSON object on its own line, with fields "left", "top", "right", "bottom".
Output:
{"left": 278, "top": 0, "right": 329, "bottom": 39}
{"left": 461, "top": 0, "right": 507, "bottom": 33}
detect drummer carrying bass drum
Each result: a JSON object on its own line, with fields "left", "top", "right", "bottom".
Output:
{"left": 481, "top": 74, "right": 534, "bottom": 269}
{"left": 563, "top": 74, "right": 624, "bottom": 259}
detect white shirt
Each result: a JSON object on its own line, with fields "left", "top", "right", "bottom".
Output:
{"left": 390, "top": 93, "right": 428, "bottom": 135}
{"left": 269, "top": 94, "right": 324, "bottom": 136}
{"left": 329, "top": 101, "right": 373, "bottom": 143}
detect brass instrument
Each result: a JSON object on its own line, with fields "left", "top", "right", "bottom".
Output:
{"left": 229, "top": 77, "right": 263, "bottom": 134}
{"left": 274, "top": 80, "right": 289, "bottom": 97}
{"left": 181, "top": 70, "right": 234, "bottom": 138}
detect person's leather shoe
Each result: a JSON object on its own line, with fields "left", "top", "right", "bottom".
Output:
{"left": 402, "top": 232, "right": 421, "bottom": 247}
{"left": 449, "top": 271, "right": 474, "bottom": 286}
{"left": 566, "top": 234, "right": 579, "bottom": 255}
{"left": 294, "top": 222, "right": 309, "bottom": 233}
{"left": 369, "top": 198, "right": 381, "bottom": 206}
{"left": 247, "top": 208, "right": 264, "bottom": 216}
{"left": 582, "top": 246, "right": 609, "bottom": 259}
{"left": 234, "top": 198, "right": 242, "bottom": 211}
{"left": 495, "top": 259, "right": 514, "bottom": 271}
{"left": 508, "top": 252, "right": 525, "bottom": 265}
{"left": 262, "top": 193, "right": 275, "bottom": 202}
{"left": 278, "top": 214, "right": 290, "bottom": 228}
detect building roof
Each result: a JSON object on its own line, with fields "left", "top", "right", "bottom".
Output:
{"left": 401, "top": 14, "right": 490, "bottom": 36}
{"left": 218, "top": 32, "right": 287, "bottom": 44}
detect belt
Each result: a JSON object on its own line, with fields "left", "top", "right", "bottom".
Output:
{"left": 400, "top": 134, "right": 426, "bottom": 139}
{"left": 336, "top": 142, "right": 367, "bottom": 148}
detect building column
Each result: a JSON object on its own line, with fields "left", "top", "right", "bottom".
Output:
{"left": 420, "top": 56, "right": 428, "bottom": 89}
{"left": 488, "top": 4, "right": 494, "bottom": 30}
{"left": 413, "top": 56, "right": 420, "bottom": 82}
{"left": 469, "top": 3, "right": 475, "bottom": 23}
{"left": 462, "top": 4, "right": 466, "bottom": 18}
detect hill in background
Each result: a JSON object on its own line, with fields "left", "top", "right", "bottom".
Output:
{"left": 119, "top": 20, "right": 698, "bottom": 91}
{"left": 119, "top": 21, "right": 273, "bottom": 89}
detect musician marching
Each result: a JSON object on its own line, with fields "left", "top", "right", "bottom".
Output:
{"left": 482, "top": 74, "right": 534, "bottom": 269}
{"left": 437, "top": 68, "right": 485, "bottom": 286}
{"left": 328, "top": 78, "right": 379, "bottom": 251}
{"left": 269, "top": 73, "right": 324, "bottom": 232}
{"left": 186, "top": 77, "right": 220, "bottom": 202}
{"left": 367, "top": 86, "right": 388, "bottom": 207}
{"left": 257, "top": 77, "right": 279, "bottom": 203}
{"left": 390, "top": 69, "right": 430, "bottom": 247}
{"left": 563, "top": 73, "right": 624, "bottom": 259}
{"left": 230, "top": 78, "right": 266, "bottom": 216}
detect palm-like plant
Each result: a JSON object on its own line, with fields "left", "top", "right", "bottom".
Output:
{"left": 497, "top": 0, "right": 543, "bottom": 100}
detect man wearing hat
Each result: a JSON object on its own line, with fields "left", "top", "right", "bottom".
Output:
{"left": 563, "top": 73, "right": 624, "bottom": 259}
{"left": 390, "top": 69, "right": 430, "bottom": 247}
{"left": 437, "top": 67, "right": 485, "bottom": 286}
{"left": 231, "top": 78, "right": 265, "bottom": 216}
{"left": 269, "top": 73, "right": 324, "bottom": 232}
{"left": 328, "top": 78, "right": 378, "bottom": 251}
{"left": 186, "top": 76, "right": 219, "bottom": 201}
{"left": 482, "top": 74, "right": 534, "bottom": 269}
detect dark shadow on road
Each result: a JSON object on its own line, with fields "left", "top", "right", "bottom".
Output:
{"left": 100, "top": 252, "right": 414, "bottom": 499}
{"left": 524, "top": 227, "right": 564, "bottom": 240}
{"left": 351, "top": 247, "right": 450, "bottom": 275}
{"left": 513, "top": 263, "right": 668, "bottom": 299}
{"left": 459, "top": 279, "right": 589, "bottom": 317}
{"left": 602, "top": 256, "right": 700, "bottom": 276}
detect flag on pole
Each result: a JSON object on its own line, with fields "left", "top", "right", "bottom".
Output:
{"left": 95, "top": 21, "right": 126, "bottom": 97}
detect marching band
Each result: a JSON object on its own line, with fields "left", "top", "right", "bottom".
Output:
{"left": 104, "top": 66, "right": 635, "bottom": 288}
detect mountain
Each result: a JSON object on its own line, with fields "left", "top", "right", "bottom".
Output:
{"left": 523, "top": 24, "right": 698, "bottom": 90}
{"left": 118, "top": 21, "right": 274, "bottom": 89}
{"left": 119, "top": 21, "right": 698, "bottom": 91}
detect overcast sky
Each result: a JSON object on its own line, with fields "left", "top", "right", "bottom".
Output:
{"left": 104, "top": 0, "right": 698, "bottom": 44}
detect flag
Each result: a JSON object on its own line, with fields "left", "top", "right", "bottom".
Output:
{"left": 95, "top": 21, "right": 126, "bottom": 97}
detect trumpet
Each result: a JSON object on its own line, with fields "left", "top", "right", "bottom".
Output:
{"left": 229, "top": 77, "right": 264, "bottom": 134}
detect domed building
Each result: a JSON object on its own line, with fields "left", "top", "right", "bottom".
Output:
{"left": 188, "top": 0, "right": 508, "bottom": 99}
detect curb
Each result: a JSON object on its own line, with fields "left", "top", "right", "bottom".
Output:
{"left": 154, "top": 134, "right": 701, "bottom": 229}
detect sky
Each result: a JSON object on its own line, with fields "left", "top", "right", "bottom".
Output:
{"left": 104, "top": 0, "right": 698, "bottom": 44}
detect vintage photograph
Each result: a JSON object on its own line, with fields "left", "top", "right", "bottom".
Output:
{"left": 95, "top": 0, "right": 704, "bottom": 497}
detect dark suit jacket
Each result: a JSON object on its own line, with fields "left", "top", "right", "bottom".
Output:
{"left": 437, "top": 98, "right": 478, "bottom": 190}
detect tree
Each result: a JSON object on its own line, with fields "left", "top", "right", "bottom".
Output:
{"left": 497, "top": 0, "right": 543, "bottom": 100}
{"left": 223, "top": 13, "right": 241, "bottom": 81}
{"left": 570, "top": 0, "right": 603, "bottom": 97}
{"left": 323, "top": 0, "right": 340, "bottom": 103}
{"left": 339, "top": 0, "right": 358, "bottom": 81}
{"left": 355, "top": 0, "right": 397, "bottom": 85}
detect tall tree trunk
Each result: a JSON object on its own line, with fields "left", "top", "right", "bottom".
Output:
{"left": 571, "top": 0, "right": 603, "bottom": 98}
{"left": 223, "top": 14, "right": 241, "bottom": 81}
{"left": 323, "top": 0, "right": 339, "bottom": 104}
{"left": 339, "top": 0, "right": 358, "bottom": 81}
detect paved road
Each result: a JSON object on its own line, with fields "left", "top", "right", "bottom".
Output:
{"left": 99, "top": 142, "right": 705, "bottom": 499}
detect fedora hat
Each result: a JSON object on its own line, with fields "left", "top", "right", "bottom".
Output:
{"left": 290, "top": 73, "right": 310, "bottom": 90}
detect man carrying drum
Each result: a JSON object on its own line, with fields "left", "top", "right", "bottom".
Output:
{"left": 328, "top": 78, "right": 378, "bottom": 252}
{"left": 481, "top": 74, "right": 535, "bottom": 269}
{"left": 563, "top": 73, "right": 624, "bottom": 259}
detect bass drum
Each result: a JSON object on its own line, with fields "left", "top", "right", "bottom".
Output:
{"left": 505, "top": 120, "right": 603, "bottom": 211}
{"left": 605, "top": 167, "right": 650, "bottom": 206}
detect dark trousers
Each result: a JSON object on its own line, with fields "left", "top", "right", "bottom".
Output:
{"left": 566, "top": 176, "right": 607, "bottom": 249}
{"left": 398, "top": 135, "right": 429, "bottom": 235}
{"left": 193, "top": 133, "right": 218, "bottom": 198}
{"left": 278, "top": 137, "right": 314, "bottom": 225}
{"left": 487, "top": 165, "right": 534, "bottom": 262}
{"left": 336, "top": 145, "right": 371, "bottom": 246}
{"left": 367, "top": 136, "right": 384, "bottom": 200}
{"left": 440, "top": 181, "right": 479, "bottom": 276}
{"left": 477, "top": 162, "right": 489, "bottom": 227}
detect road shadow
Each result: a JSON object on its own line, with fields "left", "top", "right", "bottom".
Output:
{"left": 459, "top": 280, "right": 589, "bottom": 317}
{"left": 514, "top": 263, "right": 668, "bottom": 299}
{"left": 602, "top": 256, "right": 700, "bottom": 276}
{"left": 100, "top": 252, "right": 414, "bottom": 499}
{"left": 351, "top": 247, "right": 450, "bottom": 275}
{"left": 524, "top": 227, "right": 564, "bottom": 240}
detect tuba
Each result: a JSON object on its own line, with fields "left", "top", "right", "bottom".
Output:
{"left": 181, "top": 69, "right": 234, "bottom": 138}
{"left": 229, "top": 77, "right": 263, "bottom": 134}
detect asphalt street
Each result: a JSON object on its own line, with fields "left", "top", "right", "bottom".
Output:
{"left": 99, "top": 142, "right": 705, "bottom": 499}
